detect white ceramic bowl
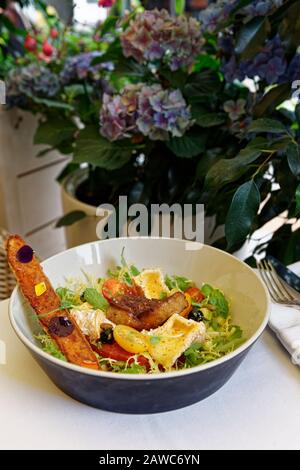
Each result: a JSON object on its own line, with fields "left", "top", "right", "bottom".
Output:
{"left": 9, "top": 237, "right": 270, "bottom": 413}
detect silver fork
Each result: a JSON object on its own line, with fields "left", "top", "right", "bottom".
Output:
{"left": 257, "top": 259, "right": 300, "bottom": 308}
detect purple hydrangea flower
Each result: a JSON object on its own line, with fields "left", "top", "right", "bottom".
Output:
{"left": 60, "top": 51, "right": 111, "bottom": 84}
{"left": 6, "top": 64, "right": 60, "bottom": 107}
{"left": 121, "top": 9, "right": 203, "bottom": 71}
{"left": 287, "top": 54, "right": 300, "bottom": 82}
{"left": 100, "top": 84, "right": 192, "bottom": 142}
{"left": 242, "top": 0, "right": 284, "bottom": 17}
{"left": 222, "top": 35, "right": 287, "bottom": 85}
{"left": 200, "top": 0, "right": 284, "bottom": 34}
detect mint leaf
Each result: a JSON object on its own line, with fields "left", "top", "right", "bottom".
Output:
{"left": 83, "top": 288, "right": 109, "bottom": 310}
{"left": 201, "top": 284, "right": 229, "bottom": 318}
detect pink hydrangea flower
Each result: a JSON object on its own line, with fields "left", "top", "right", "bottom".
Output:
{"left": 121, "top": 9, "right": 203, "bottom": 71}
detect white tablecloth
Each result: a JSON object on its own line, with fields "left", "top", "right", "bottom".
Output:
{"left": 1, "top": 275, "right": 300, "bottom": 450}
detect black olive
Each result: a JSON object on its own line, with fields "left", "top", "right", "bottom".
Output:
{"left": 80, "top": 292, "right": 86, "bottom": 302}
{"left": 188, "top": 308, "right": 204, "bottom": 322}
{"left": 99, "top": 327, "right": 114, "bottom": 344}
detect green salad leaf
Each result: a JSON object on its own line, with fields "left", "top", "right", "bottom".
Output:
{"left": 165, "top": 275, "right": 193, "bottom": 291}
{"left": 83, "top": 288, "right": 109, "bottom": 310}
{"left": 35, "top": 333, "right": 67, "bottom": 361}
{"left": 201, "top": 284, "right": 229, "bottom": 318}
{"left": 56, "top": 287, "right": 80, "bottom": 308}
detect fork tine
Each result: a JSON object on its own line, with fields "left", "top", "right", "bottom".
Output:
{"left": 264, "top": 259, "right": 293, "bottom": 302}
{"left": 257, "top": 260, "right": 279, "bottom": 302}
{"left": 261, "top": 259, "right": 287, "bottom": 302}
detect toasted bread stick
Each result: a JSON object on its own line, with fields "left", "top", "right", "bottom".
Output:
{"left": 6, "top": 235, "right": 99, "bottom": 370}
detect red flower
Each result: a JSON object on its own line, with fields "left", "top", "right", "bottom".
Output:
{"left": 98, "top": 0, "right": 115, "bottom": 7}
{"left": 50, "top": 29, "right": 59, "bottom": 39}
{"left": 42, "top": 41, "right": 54, "bottom": 57}
{"left": 24, "top": 35, "right": 37, "bottom": 52}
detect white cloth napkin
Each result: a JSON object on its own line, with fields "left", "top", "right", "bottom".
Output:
{"left": 267, "top": 262, "right": 300, "bottom": 365}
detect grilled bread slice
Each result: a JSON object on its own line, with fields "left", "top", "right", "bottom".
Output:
{"left": 6, "top": 235, "right": 99, "bottom": 370}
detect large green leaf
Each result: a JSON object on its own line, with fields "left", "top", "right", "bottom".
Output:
{"left": 248, "top": 118, "right": 287, "bottom": 134}
{"left": 100, "top": 16, "right": 118, "bottom": 36}
{"left": 287, "top": 142, "right": 300, "bottom": 178}
{"left": 73, "top": 126, "right": 134, "bottom": 170}
{"left": 184, "top": 70, "right": 222, "bottom": 101}
{"left": 34, "top": 117, "right": 77, "bottom": 149}
{"left": 192, "top": 107, "right": 226, "bottom": 128}
{"left": 225, "top": 180, "right": 261, "bottom": 250}
{"left": 31, "top": 96, "right": 74, "bottom": 111}
{"left": 253, "top": 83, "right": 291, "bottom": 118}
{"left": 166, "top": 131, "right": 207, "bottom": 158}
{"left": 235, "top": 17, "right": 270, "bottom": 60}
{"left": 279, "top": 1, "right": 300, "bottom": 48}
{"left": 204, "top": 144, "right": 262, "bottom": 189}
{"left": 91, "top": 39, "right": 122, "bottom": 64}
{"left": 56, "top": 211, "right": 87, "bottom": 228}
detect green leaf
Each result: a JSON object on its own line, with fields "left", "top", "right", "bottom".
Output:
{"left": 201, "top": 284, "right": 229, "bottom": 318}
{"left": 287, "top": 142, "right": 300, "bottom": 178}
{"left": 35, "top": 333, "right": 66, "bottom": 362}
{"left": 295, "top": 104, "right": 300, "bottom": 128}
{"left": 253, "top": 83, "right": 291, "bottom": 118}
{"left": 235, "top": 17, "right": 270, "bottom": 60}
{"left": 225, "top": 180, "right": 261, "bottom": 250}
{"left": 56, "top": 163, "right": 80, "bottom": 183}
{"left": 74, "top": 126, "right": 135, "bottom": 170}
{"left": 279, "top": 1, "right": 300, "bottom": 49}
{"left": 296, "top": 184, "right": 300, "bottom": 216}
{"left": 165, "top": 275, "right": 193, "bottom": 291}
{"left": 167, "top": 131, "right": 207, "bottom": 158}
{"left": 34, "top": 117, "right": 76, "bottom": 148}
{"left": 56, "top": 287, "right": 80, "bottom": 307}
{"left": 248, "top": 118, "right": 287, "bottom": 134}
{"left": 100, "top": 15, "right": 118, "bottom": 36}
{"left": 184, "top": 70, "right": 221, "bottom": 101}
{"left": 160, "top": 68, "right": 187, "bottom": 89}
{"left": 204, "top": 145, "right": 262, "bottom": 189}
{"left": 55, "top": 211, "right": 87, "bottom": 228}
{"left": 83, "top": 288, "right": 109, "bottom": 311}
{"left": 192, "top": 107, "right": 226, "bottom": 128}
{"left": 91, "top": 39, "right": 122, "bottom": 64}
{"left": 175, "top": 0, "right": 186, "bottom": 15}
{"left": 31, "top": 96, "right": 74, "bottom": 111}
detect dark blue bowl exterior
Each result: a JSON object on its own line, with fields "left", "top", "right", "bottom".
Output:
{"left": 29, "top": 341, "right": 256, "bottom": 414}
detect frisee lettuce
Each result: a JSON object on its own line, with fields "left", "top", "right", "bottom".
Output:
{"left": 35, "top": 333, "right": 66, "bottom": 361}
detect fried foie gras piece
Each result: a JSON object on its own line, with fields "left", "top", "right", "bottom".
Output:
{"left": 6, "top": 235, "right": 99, "bottom": 370}
{"left": 106, "top": 291, "right": 188, "bottom": 331}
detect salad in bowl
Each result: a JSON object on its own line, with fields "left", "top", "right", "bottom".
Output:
{"left": 7, "top": 236, "right": 245, "bottom": 375}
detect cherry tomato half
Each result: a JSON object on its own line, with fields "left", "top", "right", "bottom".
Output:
{"left": 185, "top": 287, "right": 205, "bottom": 303}
{"left": 102, "top": 279, "right": 139, "bottom": 301}
{"left": 93, "top": 341, "right": 149, "bottom": 369}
